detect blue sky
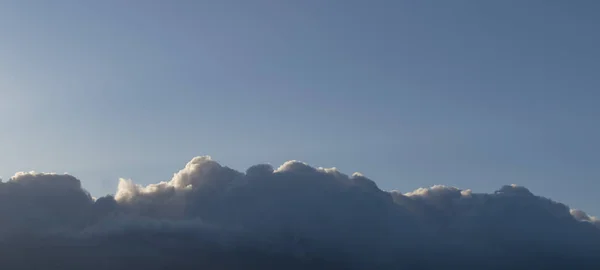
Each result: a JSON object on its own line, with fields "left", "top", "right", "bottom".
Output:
{"left": 0, "top": 0, "right": 598, "bottom": 215}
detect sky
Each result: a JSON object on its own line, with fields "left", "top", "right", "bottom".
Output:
{"left": 0, "top": 0, "right": 598, "bottom": 215}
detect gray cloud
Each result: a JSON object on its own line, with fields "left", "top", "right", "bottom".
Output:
{"left": 0, "top": 156, "right": 599, "bottom": 269}
{"left": 0, "top": 172, "right": 95, "bottom": 235}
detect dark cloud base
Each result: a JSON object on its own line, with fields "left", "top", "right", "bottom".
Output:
{"left": 1, "top": 156, "right": 598, "bottom": 269}
{"left": 2, "top": 235, "right": 598, "bottom": 269}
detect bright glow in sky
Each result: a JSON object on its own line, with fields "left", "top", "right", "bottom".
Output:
{"left": 0, "top": 0, "right": 598, "bottom": 215}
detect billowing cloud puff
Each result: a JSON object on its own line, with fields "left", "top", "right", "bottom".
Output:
{"left": 0, "top": 172, "right": 95, "bottom": 234}
{"left": 571, "top": 209, "right": 600, "bottom": 228}
{"left": 0, "top": 156, "right": 599, "bottom": 269}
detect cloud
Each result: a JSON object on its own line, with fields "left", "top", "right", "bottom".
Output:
{"left": 0, "top": 156, "right": 599, "bottom": 269}
{"left": 0, "top": 172, "right": 95, "bottom": 235}
{"left": 571, "top": 209, "right": 600, "bottom": 228}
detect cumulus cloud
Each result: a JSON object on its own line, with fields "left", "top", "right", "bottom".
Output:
{"left": 0, "top": 172, "right": 95, "bottom": 235}
{"left": 571, "top": 209, "right": 600, "bottom": 228}
{"left": 0, "top": 156, "right": 599, "bottom": 269}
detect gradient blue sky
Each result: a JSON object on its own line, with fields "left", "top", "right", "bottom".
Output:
{"left": 1, "top": 0, "right": 598, "bottom": 215}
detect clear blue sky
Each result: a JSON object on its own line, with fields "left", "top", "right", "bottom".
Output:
{"left": 1, "top": 0, "right": 598, "bottom": 215}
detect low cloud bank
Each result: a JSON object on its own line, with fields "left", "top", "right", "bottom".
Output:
{"left": 1, "top": 156, "right": 599, "bottom": 269}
